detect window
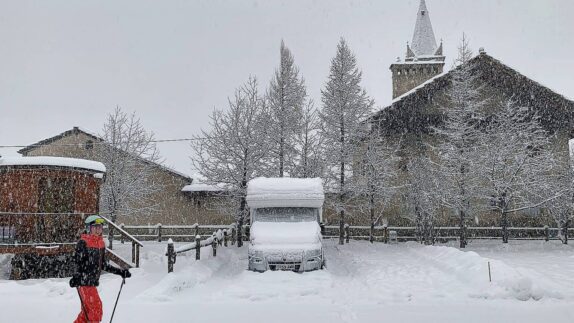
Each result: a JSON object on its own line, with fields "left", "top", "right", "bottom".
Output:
{"left": 85, "top": 140, "right": 94, "bottom": 150}
{"left": 253, "top": 207, "right": 319, "bottom": 223}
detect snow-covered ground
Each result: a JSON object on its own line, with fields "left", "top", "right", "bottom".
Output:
{"left": 1, "top": 239, "right": 573, "bottom": 322}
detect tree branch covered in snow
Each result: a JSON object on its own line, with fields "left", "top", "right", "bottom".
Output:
{"left": 191, "top": 77, "right": 269, "bottom": 246}
{"left": 433, "top": 38, "right": 486, "bottom": 247}
{"left": 320, "top": 38, "right": 374, "bottom": 245}
{"left": 292, "top": 100, "right": 324, "bottom": 178}
{"left": 474, "top": 100, "right": 558, "bottom": 243}
{"left": 266, "top": 41, "right": 306, "bottom": 177}
{"left": 98, "top": 107, "right": 164, "bottom": 249}
{"left": 402, "top": 145, "right": 441, "bottom": 245}
{"left": 350, "top": 130, "right": 399, "bottom": 242}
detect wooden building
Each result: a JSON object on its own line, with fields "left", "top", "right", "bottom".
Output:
{"left": 0, "top": 156, "right": 105, "bottom": 279}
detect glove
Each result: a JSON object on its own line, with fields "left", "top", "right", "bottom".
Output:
{"left": 69, "top": 274, "right": 80, "bottom": 288}
{"left": 120, "top": 269, "right": 131, "bottom": 279}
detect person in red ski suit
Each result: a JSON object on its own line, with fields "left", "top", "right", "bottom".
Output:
{"left": 69, "top": 215, "right": 131, "bottom": 323}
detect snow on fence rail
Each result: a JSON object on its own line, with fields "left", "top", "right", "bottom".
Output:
{"left": 165, "top": 224, "right": 236, "bottom": 273}
{"left": 321, "top": 225, "right": 572, "bottom": 243}
{"left": 113, "top": 223, "right": 245, "bottom": 243}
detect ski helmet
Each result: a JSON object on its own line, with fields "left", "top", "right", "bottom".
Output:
{"left": 85, "top": 215, "right": 105, "bottom": 226}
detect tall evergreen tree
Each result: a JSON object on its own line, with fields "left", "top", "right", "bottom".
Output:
{"left": 267, "top": 40, "right": 306, "bottom": 177}
{"left": 293, "top": 100, "right": 324, "bottom": 178}
{"left": 320, "top": 38, "right": 374, "bottom": 245}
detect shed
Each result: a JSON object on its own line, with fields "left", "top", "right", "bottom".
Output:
{"left": 0, "top": 156, "right": 105, "bottom": 279}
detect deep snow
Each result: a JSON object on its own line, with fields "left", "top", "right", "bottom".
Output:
{"left": 0, "top": 240, "right": 573, "bottom": 322}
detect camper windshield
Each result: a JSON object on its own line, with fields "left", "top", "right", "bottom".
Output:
{"left": 253, "top": 207, "right": 318, "bottom": 223}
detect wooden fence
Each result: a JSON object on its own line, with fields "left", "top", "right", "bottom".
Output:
{"left": 322, "top": 225, "right": 573, "bottom": 243}
{"left": 165, "top": 224, "right": 236, "bottom": 273}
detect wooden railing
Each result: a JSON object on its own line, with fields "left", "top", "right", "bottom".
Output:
{"left": 115, "top": 223, "right": 243, "bottom": 242}
{"left": 100, "top": 215, "right": 144, "bottom": 268}
{"left": 165, "top": 224, "right": 236, "bottom": 273}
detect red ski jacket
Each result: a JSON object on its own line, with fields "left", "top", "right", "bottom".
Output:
{"left": 71, "top": 234, "right": 123, "bottom": 286}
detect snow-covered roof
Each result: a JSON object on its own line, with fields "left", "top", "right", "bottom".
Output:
{"left": 246, "top": 177, "right": 325, "bottom": 208}
{"left": 390, "top": 70, "right": 448, "bottom": 105}
{"left": 182, "top": 182, "right": 226, "bottom": 192}
{"left": 411, "top": 0, "right": 438, "bottom": 57}
{"left": 17, "top": 127, "right": 191, "bottom": 182}
{"left": 0, "top": 156, "right": 106, "bottom": 173}
{"left": 372, "top": 52, "right": 574, "bottom": 136}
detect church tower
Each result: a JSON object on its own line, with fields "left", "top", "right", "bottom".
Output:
{"left": 390, "top": 0, "right": 445, "bottom": 99}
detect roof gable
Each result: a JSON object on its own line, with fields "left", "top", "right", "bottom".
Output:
{"left": 373, "top": 53, "right": 574, "bottom": 136}
{"left": 18, "top": 127, "right": 191, "bottom": 182}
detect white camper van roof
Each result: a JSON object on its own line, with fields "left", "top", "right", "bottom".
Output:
{"left": 246, "top": 177, "right": 325, "bottom": 208}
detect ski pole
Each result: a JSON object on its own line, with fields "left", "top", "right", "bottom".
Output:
{"left": 109, "top": 278, "right": 125, "bottom": 323}
{"left": 76, "top": 287, "right": 90, "bottom": 323}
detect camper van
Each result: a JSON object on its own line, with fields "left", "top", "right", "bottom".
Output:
{"left": 246, "top": 177, "right": 325, "bottom": 272}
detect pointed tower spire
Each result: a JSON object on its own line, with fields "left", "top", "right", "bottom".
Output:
{"left": 389, "top": 0, "right": 445, "bottom": 99}
{"left": 411, "top": 0, "right": 438, "bottom": 56}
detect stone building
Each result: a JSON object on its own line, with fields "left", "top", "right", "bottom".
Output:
{"left": 389, "top": 0, "right": 445, "bottom": 99}
{"left": 18, "top": 127, "right": 198, "bottom": 225}
{"left": 368, "top": 0, "right": 574, "bottom": 227}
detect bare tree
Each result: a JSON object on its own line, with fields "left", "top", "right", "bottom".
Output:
{"left": 434, "top": 36, "right": 485, "bottom": 248}
{"left": 543, "top": 145, "right": 573, "bottom": 244}
{"left": 403, "top": 145, "right": 441, "bottom": 245}
{"left": 351, "top": 129, "right": 399, "bottom": 243}
{"left": 98, "top": 107, "right": 163, "bottom": 249}
{"left": 266, "top": 40, "right": 306, "bottom": 177}
{"left": 191, "top": 77, "right": 269, "bottom": 246}
{"left": 475, "top": 100, "right": 558, "bottom": 243}
{"left": 320, "top": 38, "right": 374, "bottom": 245}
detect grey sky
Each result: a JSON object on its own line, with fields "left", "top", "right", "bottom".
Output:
{"left": 1, "top": 0, "right": 572, "bottom": 176}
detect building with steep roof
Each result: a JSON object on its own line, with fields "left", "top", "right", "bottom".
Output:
{"left": 390, "top": 0, "right": 445, "bottom": 99}
{"left": 16, "top": 127, "right": 200, "bottom": 225}
{"left": 367, "top": 1, "right": 574, "bottom": 227}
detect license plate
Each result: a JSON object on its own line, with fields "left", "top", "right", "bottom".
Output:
{"left": 275, "top": 264, "right": 296, "bottom": 270}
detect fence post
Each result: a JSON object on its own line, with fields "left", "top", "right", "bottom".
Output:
{"left": 231, "top": 226, "right": 236, "bottom": 246}
{"left": 167, "top": 239, "right": 175, "bottom": 273}
{"left": 157, "top": 223, "right": 162, "bottom": 243}
{"left": 345, "top": 224, "right": 350, "bottom": 244}
{"left": 224, "top": 230, "right": 228, "bottom": 247}
{"left": 383, "top": 225, "right": 389, "bottom": 244}
{"left": 195, "top": 235, "right": 201, "bottom": 260}
{"left": 135, "top": 244, "right": 140, "bottom": 268}
{"left": 212, "top": 235, "right": 217, "bottom": 257}
{"left": 320, "top": 223, "right": 325, "bottom": 236}
{"left": 131, "top": 241, "right": 136, "bottom": 263}
{"left": 218, "top": 230, "right": 223, "bottom": 246}
{"left": 120, "top": 224, "right": 125, "bottom": 244}
{"left": 195, "top": 225, "right": 200, "bottom": 239}
{"left": 544, "top": 225, "right": 549, "bottom": 242}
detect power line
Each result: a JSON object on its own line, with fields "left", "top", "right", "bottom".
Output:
{"left": 0, "top": 137, "right": 206, "bottom": 149}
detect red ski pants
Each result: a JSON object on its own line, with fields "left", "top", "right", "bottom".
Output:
{"left": 75, "top": 286, "right": 103, "bottom": 323}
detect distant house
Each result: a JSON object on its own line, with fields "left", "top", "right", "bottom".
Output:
{"left": 181, "top": 180, "right": 233, "bottom": 225}
{"left": 18, "top": 127, "right": 198, "bottom": 225}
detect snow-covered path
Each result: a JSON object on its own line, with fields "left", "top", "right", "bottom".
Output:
{"left": 1, "top": 240, "right": 573, "bottom": 322}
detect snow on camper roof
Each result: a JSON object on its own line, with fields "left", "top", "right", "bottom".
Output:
{"left": 0, "top": 156, "right": 106, "bottom": 173}
{"left": 246, "top": 177, "right": 325, "bottom": 208}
